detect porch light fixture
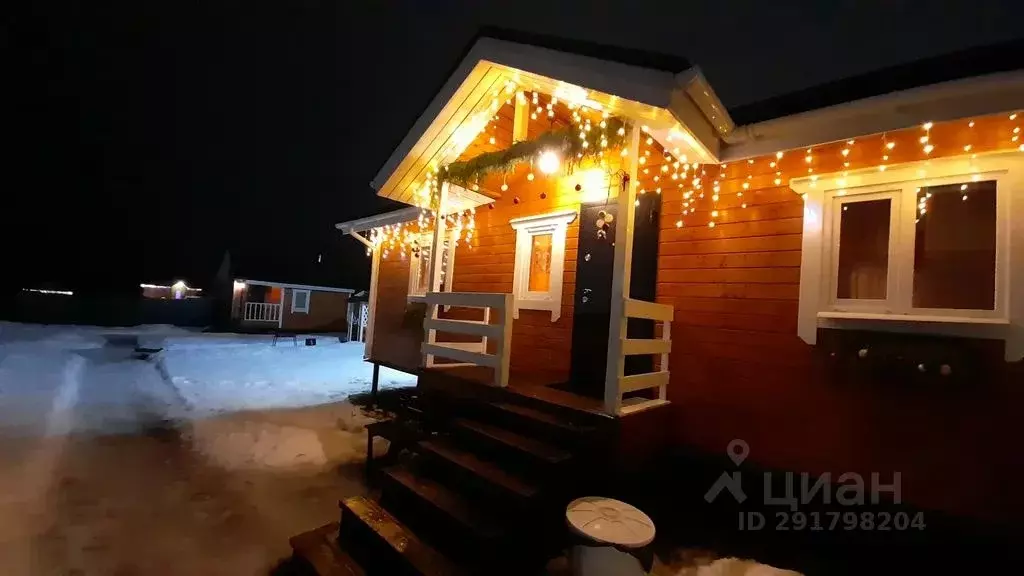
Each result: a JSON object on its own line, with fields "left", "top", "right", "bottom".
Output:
{"left": 538, "top": 150, "right": 560, "bottom": 174}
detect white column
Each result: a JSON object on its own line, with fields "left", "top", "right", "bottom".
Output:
{"left": 364, "top": 246, "right": 381, "bottom": 359}
{"left": 603, "top": 123, "right": 641, "bottom": 415}
{"left": 423, "top": 181, "right": 449, "bottom": 367}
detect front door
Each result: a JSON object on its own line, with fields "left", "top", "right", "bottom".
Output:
{"left": 567, "top": 193, "right": 661, "bottom": 398}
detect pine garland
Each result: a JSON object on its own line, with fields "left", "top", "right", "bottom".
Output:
{"left": 443, "top": 116, "right": 628, "bottom": 185}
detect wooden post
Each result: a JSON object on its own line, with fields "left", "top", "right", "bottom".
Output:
{"left": 371, "top": 362, "right": 380, "bottom": 408}
{"left": 603, "top": 123, "right": 641, "bottom": 415}
{"left": 512, "top": 91, "right": 529, "bottom": 143}
{"left": 279, "top": 287, "right": 286, "bottom": 329}
{"left": 364, "top": 246, "right": 381, "bottom": 359}
{"left": 423, "top": 181, "right": 449, "bottom": 367}
{"left": 494, "top": 294, "right": 514, "bottom": 387}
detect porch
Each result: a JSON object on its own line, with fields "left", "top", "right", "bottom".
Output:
{"left": 419, "top": 290, "right": 673, "bottom": 417}
{"left": 243, "top": 301, "right": 282, "bottom": 323}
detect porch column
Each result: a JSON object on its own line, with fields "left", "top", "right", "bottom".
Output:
{"left": 422, "top": 180, "right": 449, "bottom": 367}
{"left": 364, "top": 246, "right": 381, "bottom": 359}
{"left": 279, "top": 287, "right": 286, "bottom": 328}
{"left": 602, "top": 123, "right": 642, "bottom": 415}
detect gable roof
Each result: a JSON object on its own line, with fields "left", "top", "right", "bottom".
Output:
{"left": 370, "top": 30, "right": 728, "bottom": 206}
{"left": 730, "top": 37, "right": 1024, "bottom": 126}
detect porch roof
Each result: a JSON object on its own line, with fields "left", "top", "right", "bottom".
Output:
{"left": 370, "top": 30, "right": 729, "bottom": 206}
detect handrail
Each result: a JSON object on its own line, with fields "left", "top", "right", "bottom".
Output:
{"left": 244, "top": 302, "right": 282, "bottom": 322}
{"left": 421, "top": 291, "right": 510, "bottom": 309}
{"left": 422, "top": 292, "right": 513, "bottom": 387}
{"left": 607, "top": 297, "right": 674, "bottom": 415}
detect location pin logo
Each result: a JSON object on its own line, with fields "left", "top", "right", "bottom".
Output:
{"left": 727, "top": 439, "right": 749, "bottom": 466}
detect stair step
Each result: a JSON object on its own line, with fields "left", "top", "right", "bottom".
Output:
{"left": 289, "top": 522, "right": 366, "bottom": 576}
{"left": 383, "top": 464, "right": 503, "bottom": 540}
{"left": 454, "top": 418, "right": 571, "bottom": 465}
{"left": 418, "top": 438, "right": 539, "bottom": 500}
{"left": 340, "top": 496, "right": 464, "bottom": 576}
{"left": 490, "top": 402, "right": 591, "bottom": 436}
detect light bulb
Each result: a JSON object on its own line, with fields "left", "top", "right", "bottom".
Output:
{"left": 538, "top": 151, "right": 560, "bottom": 174}
{"left": 527, "top": 172, "right": 535, "bottom": 181}
{"left": 707, "top": 221, "right": 716, "bottom": 228}
{"left": 501, "top": 183, "right": 508, "bottom": 191}
{"left": 675, "top": 220, "right": 683, "bottom": 228}
{"left": 923, "top": 122, "right": 933, "bottom": 130}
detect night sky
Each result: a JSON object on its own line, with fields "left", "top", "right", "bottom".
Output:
{"left": 6, "top": 0, "right": 1023, "bottom": 293}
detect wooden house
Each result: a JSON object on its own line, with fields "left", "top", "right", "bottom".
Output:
{"left": 305, "top": 32, "right": 1023, "bottom": 574}
{"left": 230, "top": 278, "right": 353, "bottom": 332}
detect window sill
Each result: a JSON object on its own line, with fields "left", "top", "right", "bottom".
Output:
{"left": 818, "top": 311, "right": 1008, "bottom": 325}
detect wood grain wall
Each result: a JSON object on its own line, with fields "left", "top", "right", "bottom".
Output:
{"left": 447, "top": 160, "right": 621, "bottom": 380}
{"left": 643, "top": 113, "right": 1024, "bottom": 524}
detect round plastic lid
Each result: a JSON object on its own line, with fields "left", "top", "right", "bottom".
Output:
{"left": 565, "top": 496, "right": 655, "bottom": 548}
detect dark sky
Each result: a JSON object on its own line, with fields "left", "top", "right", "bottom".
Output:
{"left": 6, "top": 0, "right": 1023, "bottom": 292}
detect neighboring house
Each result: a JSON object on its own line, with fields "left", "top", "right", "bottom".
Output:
{"left": 324, "top": 30, "right": 1022, "bottom": 572}
{"left": 230, "top": 278, "right": 354, "bottom": 332}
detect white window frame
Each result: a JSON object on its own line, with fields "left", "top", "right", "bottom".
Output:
{"left": 825, "top": 189, "right": 902, "bottom": 313}
{"left": 408, "top": 231, "right": 456, "bottom": 302}
{"left": 291, "top": 289, "right": 311, "bottom": 313}
{"left": 792, "top": 151, "right": 1024, "bottom": 361}
{"left": 509, "top": 209, "right": 577, "bottom": 321}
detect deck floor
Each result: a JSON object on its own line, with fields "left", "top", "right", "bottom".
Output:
{"left": 423, "top": 365, "right": 605, "bottom": 413}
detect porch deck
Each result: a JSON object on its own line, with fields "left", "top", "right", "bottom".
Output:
{"left": 424, "top": 365, "right": 606, "bottom": 414}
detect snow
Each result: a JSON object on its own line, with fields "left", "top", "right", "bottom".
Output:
{"left": 0, "top": 322, "right": 415, "bottom": 575}
{"left": 0, "top": 321, "right": 416, "bottom": 435}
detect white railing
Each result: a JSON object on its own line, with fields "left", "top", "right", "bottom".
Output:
{"left": 607, "top": 298, "right": 674, "bottom": 415}
{"left": 422, "top": 292, "right": 513, "bottom": 387}
{"left": 244, "top": 302, "right": 282, "bottom": 323}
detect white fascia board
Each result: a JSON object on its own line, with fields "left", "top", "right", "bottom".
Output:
{"left": 334, "top": 207, "right": 421, "bottom": 234}
{"left": 720, "top": 70, "right": 1024, "bottom": 162}
{"left": 369, "top": 37, "right": 693, "bottom": 203}
{"left": 237, "top": 279, "right": 354, "bottom": 294}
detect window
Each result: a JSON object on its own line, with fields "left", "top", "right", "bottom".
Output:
{"left": 792, "top": 152, "right": 1024, "bottom": 360}
{"left": 510, "top": 209, "right": 578, "bottom": 321}
{"left": 291, "top": 289, "right": 310, "bottom": 313}
{"left": 408, "top": 232, "right": 454, "bottom": 299}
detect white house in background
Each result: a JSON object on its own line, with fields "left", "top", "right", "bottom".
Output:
{"left": 230, "top": 278, "right": 354, "bottom": 332}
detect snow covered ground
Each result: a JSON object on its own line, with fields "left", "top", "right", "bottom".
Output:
{"left": 0, "top": 322, "right": 416, "bottom": 575}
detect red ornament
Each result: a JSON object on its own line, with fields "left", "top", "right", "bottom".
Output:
{"left": 540, "top": 192, "right": 547, "bottom": 199}
{"left": 513, "top": 196, "right": 520, "bottom": 204}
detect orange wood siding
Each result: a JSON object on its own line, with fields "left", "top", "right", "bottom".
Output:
{"left": 646, "top": 113, "right": 1024, "bottom": 524}
{"left": 280, "top": 289, "right": 349, "bottom": 332}
{"left": 369, "top": 252, "right": 424, "bottom": 372}
{"left": 446, "top": 158, "right": 622, "bottom": 381}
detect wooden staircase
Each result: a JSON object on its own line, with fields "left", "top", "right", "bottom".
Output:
{"left": 289, "top": 381, "right": 608, "bottom": 575}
